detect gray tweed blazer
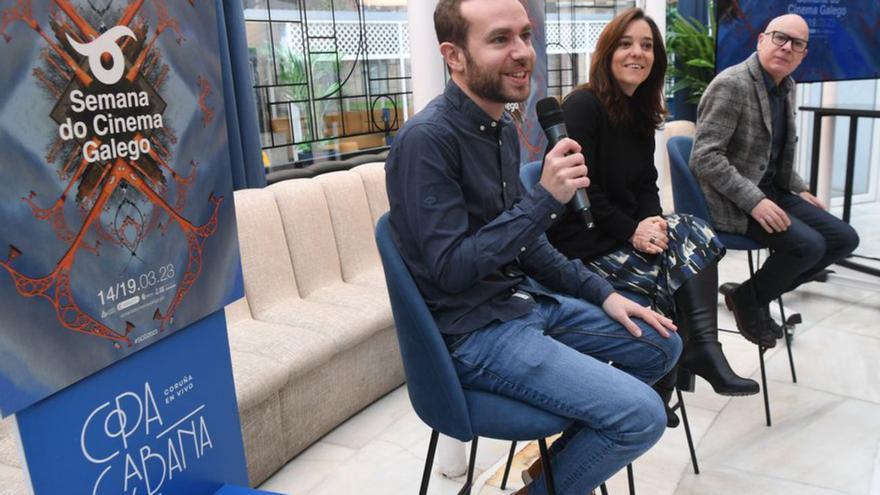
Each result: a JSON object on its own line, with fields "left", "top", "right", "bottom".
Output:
{"left": 690, "top": 53, "right": 808, "bottom": 234}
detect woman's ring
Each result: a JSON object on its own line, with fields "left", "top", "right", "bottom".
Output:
{"left": 649, "top": 236, "right": 657, "bottom": 245}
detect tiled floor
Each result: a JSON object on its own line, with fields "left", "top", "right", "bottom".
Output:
{"left": 260, "top": 202, "right": 880, "bottom": 495}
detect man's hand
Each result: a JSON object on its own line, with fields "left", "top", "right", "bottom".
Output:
{"left": 540, "top": 138, "right": 589, "bottom": 204}
{"left": 750, "top": 198, "right": 791, "bottom": 233}
{"left": 629, "top": 216, "right": 668, "bottom": 254}
{"left": 601, "top": 292, "right": 677, "bottom": 338}
{"left": 799, "top": 191, "right": 827, "bottom": 210}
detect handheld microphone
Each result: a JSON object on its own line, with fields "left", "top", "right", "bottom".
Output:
{"left": 535, "top": 97, "right": 594, "bottom": 229}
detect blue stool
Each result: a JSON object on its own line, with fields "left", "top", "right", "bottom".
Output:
{"left": 667, "top": 135, "right": 799, "bottom": 429}
{"left": 517, "top": 162, "right": 640, "bottom": 493}
{"left": 377, "top": 214, "right": 577, "bottom": 494}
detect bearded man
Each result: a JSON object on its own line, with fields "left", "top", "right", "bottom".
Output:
{"left": 384, "top": 1, "right": 682, "bottom": 493}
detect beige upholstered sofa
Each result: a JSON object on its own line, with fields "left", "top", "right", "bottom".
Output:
{"left": 226, "top": 162, "right": 404, "bottom": 485}
{"left": 0, "top": 162, "right": 404, "bottom": 490}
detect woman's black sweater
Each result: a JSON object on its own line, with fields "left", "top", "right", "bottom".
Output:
{"left": 546, "top": 88, "right": 662, "bottom": 263}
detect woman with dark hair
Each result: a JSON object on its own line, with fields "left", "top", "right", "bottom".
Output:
{"left": 547, "top": 8, "right": 759, "bottom": 425}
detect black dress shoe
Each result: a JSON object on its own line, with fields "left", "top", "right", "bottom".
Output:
{"left": 724, "top": 282, "right": 786, "bottom": 340}
{"left": 767, "top": 316, "right": 784, "bottom": 339}
{"left": 653, "top": 371, "right": 680, "bottom": 428}
{"left": 654, "top": 385, "right": 680, "bottom": 428}
{"left": 724, "top": 284, "right": 776, "bottom": 348}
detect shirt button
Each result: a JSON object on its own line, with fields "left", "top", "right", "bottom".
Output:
{"left": 520, "top": 246, "right": 526, "bottom": 253}
{"left": 491, "top": 121, "right": 497, "bottom": 127}
{"left": 550, "top": 213, "right": 558, "bottom": 220}
{"left": 502, "top": 181, "right": 507, "bottom": 188}
{"left": 479, "top": 125, "right": 485, "bottom": 131}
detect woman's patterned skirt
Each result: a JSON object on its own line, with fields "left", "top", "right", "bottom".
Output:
{"left": 586, "top": 213, "right": 725, "bottom": 316}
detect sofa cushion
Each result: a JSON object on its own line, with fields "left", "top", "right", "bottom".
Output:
{"left": 227, "top": 316, "right": 337, "bottom": 410}
{"left": 227, "top": 318, "right": 335, "bottom": 380}
{"left": 233, "top": 188, "right": 301, "bottom": 318}
{"left": 316, "top": 170, "right": 386, "bottom": 290}
{"left": 259, "top": 298, "right": 388, "bottom": 352}
{"left": 0, "top": 418, "right": 19, "bottom": 469}
{"left": 228, "top": 348, "right": 289, "bottom": 414}
{"left": 352, "top": 162, "right": 390, "bottom": 227}
{"left": 268, "top": 179, "right": 342, "bottom": 298}
{"left": 225, "top": 297, "right": 252, "bottom": 324}
{"left": 267, "top": 180, "right": 392, "bottom": 335}
{"left": 0, "top": 464, "right": 25, "bottom": 495}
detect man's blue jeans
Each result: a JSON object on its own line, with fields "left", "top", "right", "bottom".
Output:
{"left": 448, "top": 293, "right": 682, "bottom": 494}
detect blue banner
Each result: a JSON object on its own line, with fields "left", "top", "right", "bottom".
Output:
{"left": 16, "top": 310, "right": 248, "bottom": 495}
{"left": 716, "top": 0, "right": 880, "bottom": 83}
{"left": 517, "top": 0, "right": 548, "bottom": 164}
{"left": 0, "top": 1, "right": 242, "bottom": 416}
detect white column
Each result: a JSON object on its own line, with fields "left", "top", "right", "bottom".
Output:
{"left": 407, "top": 0, "right": 446, "bottom": 113}
{"left": 406, "top": 0, "right": 467, "bottom": 477}
{"left": 817, "top": 82, "right": 837, "bottom": 207}
{"left": 643, "top": 0, "right": 666, "bottom": 36}
{"left": 645, "top": 0, "right": 671, "bottom": 212}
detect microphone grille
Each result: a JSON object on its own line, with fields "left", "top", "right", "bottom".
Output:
{"left": 536, "top": 97, "right": 564, "bottom": 129}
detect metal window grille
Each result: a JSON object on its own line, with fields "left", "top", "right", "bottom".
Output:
{"left": 242, "top": 1, "right": 628, "bottom": 168}
{"left": 544, "top": 0, "right": 635, "bottom": 99}
{"left": 243, "top": 1, "right": 411, "bottom": 169}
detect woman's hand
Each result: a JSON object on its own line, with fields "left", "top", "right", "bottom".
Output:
{"left": 629, "top": 216, "right": 668, "bottom": 254}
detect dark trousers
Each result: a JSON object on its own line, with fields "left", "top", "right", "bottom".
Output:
{"left": 745, "top": 186, "right": 860, "bottom": 305}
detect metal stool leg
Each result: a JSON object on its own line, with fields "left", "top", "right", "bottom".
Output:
{"left": 778, "top": 295, "right": 798, "bottom": 383}
{"left": 538, "top": 438, "right": 557, "bottom": 495}
{"left": 626, "top": 463, "right": 635, "bottom": 495}
{"left": 500, "top": 441, "right": 517, "bottom": 489}
{"left": 675, "top": 387, "right": 700, "bottom": 474}
{"left": 420, "top": 430, "right": 439, "bottom": 495}
{"left": 456, "top": 437, "right": 479, "bottom": 495}
{"left": 758, "top": 344, "right": 771, "bottom": 427}
{"left": 749, "top": 251, "right": 773, "bottom": 427}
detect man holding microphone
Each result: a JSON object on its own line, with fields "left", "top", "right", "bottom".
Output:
{"left": 385, "top": 0, "right": 681, "bottom": 492}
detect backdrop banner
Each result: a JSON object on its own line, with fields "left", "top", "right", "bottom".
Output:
{"left": 516, "top": 0, "right": 548, "bottom": 164}
{"left": 16, "top": 310, "right": 249, "bottom": 495}
{"left": 716, "top": 0, "right": 880, "bottom": 83}
{"left": 0, "top": 0, "right": 242, "bottom": 416}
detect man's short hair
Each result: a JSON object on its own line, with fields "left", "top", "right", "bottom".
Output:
{"left": 434, "top": 0, "right": 469, "bottom": 47}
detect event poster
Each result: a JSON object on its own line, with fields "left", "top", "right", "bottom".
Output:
{"left": 515, "top": 0, "right": 548, "bottom": 164}
{"left": 16, "top": 310, "right": 249, "bottom": 495}
{"left": 716, "top": 0, "right": 880, "bottom": 82}
{"left": 0, "top": 1, "right": 241, "bottom": 416}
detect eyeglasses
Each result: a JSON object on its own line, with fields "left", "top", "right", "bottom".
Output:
{"left": 764, "top": 31, "right": 808, "bottom": 52}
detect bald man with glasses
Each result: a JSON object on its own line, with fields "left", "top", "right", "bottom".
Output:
{"left": 690, "top": 14, "right": 859, "bottom": 347}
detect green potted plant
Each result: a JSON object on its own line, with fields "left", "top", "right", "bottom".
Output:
{"left": 666, "top": 4, "right": 716, "bottom": 117}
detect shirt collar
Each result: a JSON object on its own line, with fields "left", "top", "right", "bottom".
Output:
{"left": 444, "top": 80, "right": 511, "bottom": 134}
{"left": 760, "top": 64, "right": 789, "bottom": 98}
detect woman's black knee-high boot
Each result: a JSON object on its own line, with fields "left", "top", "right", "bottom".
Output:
{"left": 675, "top": 262, "right": 760, "bottom": 396}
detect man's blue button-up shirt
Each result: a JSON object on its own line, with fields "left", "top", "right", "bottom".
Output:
{"left": 759, "top": 66, "right": 789, "bottom": 187}
{"left": 386, "top": 81, "right": 614, "bottom": 335}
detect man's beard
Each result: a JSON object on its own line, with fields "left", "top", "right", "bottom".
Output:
{"left": 464, "top": 50, "right": 531, "bottom": 104}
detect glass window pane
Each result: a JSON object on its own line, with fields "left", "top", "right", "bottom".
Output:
{"left": 245, "top": 0, "right": 412, "bottom": 169}
{"left": 246, "top": 21, "right": 276, "bottom": 86}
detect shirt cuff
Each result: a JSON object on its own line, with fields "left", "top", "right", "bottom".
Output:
{"left": 524, "top": 183, "right": 567, "bottom": 230}
{"left": 604, "top": 211, "right": 639, "bottom": 243}
{"left": 583, "top": 279, "right": 616, "bottom": 306}
{"left": 736, "top": 186, "right": 767, "bottom": 215}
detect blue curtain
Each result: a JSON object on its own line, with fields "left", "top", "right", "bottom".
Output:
{"left": 216, "top": 0, "right": 267, "bottom": 190}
